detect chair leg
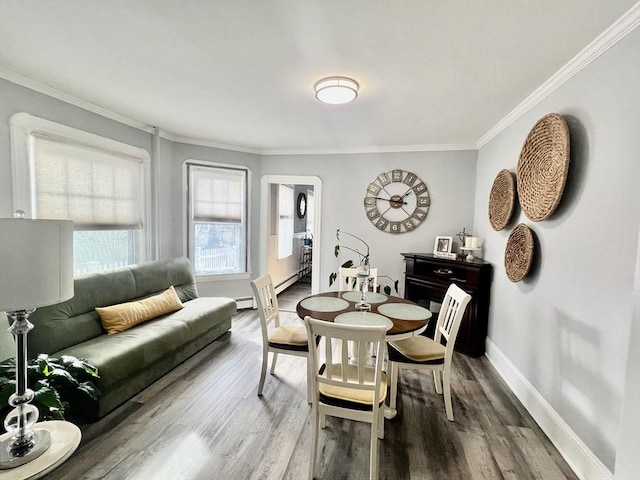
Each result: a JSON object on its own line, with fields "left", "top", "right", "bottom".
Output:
{"left": 320, "top": 413, "right": 326, "bottom": 429}
{"left": 433, "top": 370, "right": 442, "bottom": 395}
{"left": 270, "top": 352, "right": 278, "bottom": 374}
{"left": 389, "top": 361, "right": 399, "bottom": 411}
{"left": 258, "top": 346, "right": 268, "bottom": 396}
{"left": 377, "top": 406, "right": 384, "bottom": 440}
{"left": 306, "top": 356, "right": 312, "bottom": 404}
{"left": 309, "top": 404, "right": 319, "bottom": 480}
{"left": 370, "top": 417, "right": 379, "bottom": 480}
{"left": 443, "top": 369, "right": 454, "bottom": 421}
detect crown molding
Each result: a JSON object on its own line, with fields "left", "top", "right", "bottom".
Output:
{"left": 477, "top": 2, "right": 640, "bottom": 149}
{"left": 260, "top": 143, "right": 477, "bottom": 156}
{"left": 0, "top": 68, "right": 155, "bottom": 134}
{"left": 159, "top": 130, "right": 261, "bottom": 155}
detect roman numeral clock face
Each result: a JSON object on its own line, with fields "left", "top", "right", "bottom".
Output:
{"left": 363, "top": 169, "right": 430, "bottom": 234}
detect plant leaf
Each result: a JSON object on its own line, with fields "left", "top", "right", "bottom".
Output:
{"left": 394, "top": 280, "right": 399, "bottom": 293}
{"left": 383, "top": 285, "right": 391, "bottom": 295}
{"left": 329, "top": 272, "right": 337, "bottom": 287}
{"left": 334, "top": 245, "right": 340, "bottom": 257}
{"left": 33, "top": 385, "right": 64, "bottom": 410}
{"left": 78, "top": 382, "right": 101, "bottom": 401}
{"left": 341, "top": 260, "right": 354, "bottom": 269}
{"left": 49, "top": 368, "right": 78, "bottom": 386}
{"left": 60, "top": 356, "right": 100, "bottom": 378}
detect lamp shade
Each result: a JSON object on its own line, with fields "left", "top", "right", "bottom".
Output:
{"left": 0, "top": 218, "right": 74, "bottom": 312}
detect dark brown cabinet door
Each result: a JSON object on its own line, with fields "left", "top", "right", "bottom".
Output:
{"left": 402, "top": 253, "right": 493, "bottom": 357}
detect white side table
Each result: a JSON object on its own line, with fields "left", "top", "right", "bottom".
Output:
{"left": 0, "top": 421, "right": 81, "bottom": 480}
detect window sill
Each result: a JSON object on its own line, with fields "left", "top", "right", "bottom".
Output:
{"left": 195, "top": 272, "right": 250, "bottom": 282}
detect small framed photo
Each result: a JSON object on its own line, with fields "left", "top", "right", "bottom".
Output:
{"left": 434, "top": 236, "right": 453, "bottom": 255}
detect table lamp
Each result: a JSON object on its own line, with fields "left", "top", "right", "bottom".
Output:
{"left": 0, "top": 214, "right": 74, "bottom": 469}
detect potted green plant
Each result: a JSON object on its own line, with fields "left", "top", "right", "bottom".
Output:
{"left": 329, "top": 229, "right": 399, "bottom": 295}
{"left": 0, "top": 353, "right": 100, "bottom": 430}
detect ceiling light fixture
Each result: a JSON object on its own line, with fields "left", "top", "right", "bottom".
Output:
{"left": 314, "top": 76, "right": 359, "bottom": 105}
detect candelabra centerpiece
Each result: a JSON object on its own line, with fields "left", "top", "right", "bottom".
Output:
{"left": 355, "top": 258, "right": 371, "bottom": 310}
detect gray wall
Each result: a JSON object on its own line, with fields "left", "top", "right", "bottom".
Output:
{"left": 473, "top": 29, "right": 640, "bottom": 471}
{"left": 261, "top": 150, "right": 477, "bottom": 296}
{"left": 293, "top": 184, "right": 310, "bottom": 234}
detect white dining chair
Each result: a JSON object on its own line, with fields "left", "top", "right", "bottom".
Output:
{"left": 387, "top": 283, "right": 472, "bottom": 421}
{"left": 250, "top": 274, "right": 311, "bottom": 402}
{"left": 304, "top": 316, "right": 387, "bottom": 480}
{"left": 338, "top": 267, "right": 378, "bottom": 292}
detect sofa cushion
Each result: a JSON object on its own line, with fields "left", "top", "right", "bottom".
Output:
{"left": 96, "top": 286, "right": 184, "bottom": 335}
{"left": 27, "top": 257, "right": 200, "bottom": 357}
{"left": 57, "top": 297, "right": 237, "bottom": 390}
{"left": 131, "top": 257, "right": 199, "bottom": 302}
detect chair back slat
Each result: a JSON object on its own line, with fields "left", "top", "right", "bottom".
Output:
{"left": 304, "top": 317, "right": 386, "bottom": 397}
{"left": 434, "top": 284, "right": 472, "bottom": 356}
{"left": 250, "top": 274, "right": 281, "bottom": 342}
{"left": 324, "top": 333, "right": 333, "bottom": 380}
{"left": 338, "top": 267, "right": 379, "bottom": 292}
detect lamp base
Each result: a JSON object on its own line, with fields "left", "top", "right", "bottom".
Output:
{"left": 0, "top": 421, "right": 80, "bottom": 480}
{"left": 0, "top": 429, "right": 50, "bottom": 469}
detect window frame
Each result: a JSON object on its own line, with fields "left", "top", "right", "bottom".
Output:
{"left": 10, "top": 112, "right": 152, "bottom": 269}
{"left": 183, "top": 159, "right": 251, "bottom": 281}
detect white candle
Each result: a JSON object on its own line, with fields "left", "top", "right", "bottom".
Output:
{"left": 470, "top": 237, "right": 479, "bottom": 248}
{"left": 465, "top": 236, "right": 473, "bottom": 247}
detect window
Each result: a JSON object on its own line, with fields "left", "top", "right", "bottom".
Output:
{"left": 10, "top": 114, "right": 150, "bottom": 274}
{"left": 277, "top": 184, "right": 294, "bottom": 259}
{"left": 186, "top": 162, "right": 248, "bottom": 276}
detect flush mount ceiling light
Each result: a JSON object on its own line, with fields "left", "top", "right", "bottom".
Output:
{"left": 314, "top": 76, "right": 359, "bottom": 105}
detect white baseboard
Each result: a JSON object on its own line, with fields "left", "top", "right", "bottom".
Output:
{"left": 485, "top": 338, "right": 612, "bottom": 480}
{"left": 234, "top": 274, "right": 300, "bottom": 311}
{"left": 235, "top": 297, "right": 254, "bottom": 310}
{"left": 274, "top": 274, "right": 300, "bottom": 295}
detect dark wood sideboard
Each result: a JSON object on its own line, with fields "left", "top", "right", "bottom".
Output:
{"left": 401, "top": 253, "right": 493, "bottom": 357}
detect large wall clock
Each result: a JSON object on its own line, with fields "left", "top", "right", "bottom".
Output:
{"left": 363, "top": 169, "right": 430, "bottom": 234}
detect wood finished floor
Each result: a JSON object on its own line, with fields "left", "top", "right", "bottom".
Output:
{"left": 47, "top": 282, "right": 578, "bottom": 480}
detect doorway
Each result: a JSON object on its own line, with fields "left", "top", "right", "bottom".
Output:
{"left": 259, "top": 175, "right": 322, "bottom": 295}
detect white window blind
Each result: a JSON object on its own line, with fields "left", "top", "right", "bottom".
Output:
{"left": 32, "top": 135, "right": 144, "bottom": 230}
{"left": 191, "top": 166, "right": 244, "bottom": 223}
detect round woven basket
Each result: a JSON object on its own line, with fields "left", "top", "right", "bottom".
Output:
{"left": 488, "top": 169, "right": 515, "bottom": 231}
{"left": 517, "top": 113, "right": 570, "bottom": 222}
{"left": 504, "top": 223, "right": 534, "bottom": 282}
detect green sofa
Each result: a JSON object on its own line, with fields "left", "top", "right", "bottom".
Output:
{"left": 27, "top": 257, "right": 236, "bottom": 418}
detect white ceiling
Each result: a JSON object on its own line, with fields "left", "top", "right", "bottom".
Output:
{"left": 0, "top": 0, "right": 636, "bottom": 154}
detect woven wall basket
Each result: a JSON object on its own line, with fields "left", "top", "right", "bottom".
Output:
{"left": 517, "top": 113, "right": 570, "bottom": 222}
{"left": 504, "top": 223, "right": 534, "bottom": 282}
{"left": 488, "top": 169, "right": 515, "bottom": 231}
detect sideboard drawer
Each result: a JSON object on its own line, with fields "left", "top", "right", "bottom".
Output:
{"left": 407, "top": 257, "right": 483, "bottom": 288}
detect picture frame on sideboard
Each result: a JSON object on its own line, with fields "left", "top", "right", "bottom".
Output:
{"left": 434, "top": 236, "right": 453, "bottom": 255}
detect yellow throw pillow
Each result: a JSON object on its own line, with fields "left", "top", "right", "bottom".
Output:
{"left": 96, "top": 285, "right": 184, "bottom": 335}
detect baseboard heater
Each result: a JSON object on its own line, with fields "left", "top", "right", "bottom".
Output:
{"left": 274, "top": 274, "right": 300, "bottom": 295}
{"left": 235, "top": 296, "right": 254, "bottom": 310}
{"left": 236, "top": 274, "right": 300, "bottom": 310}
